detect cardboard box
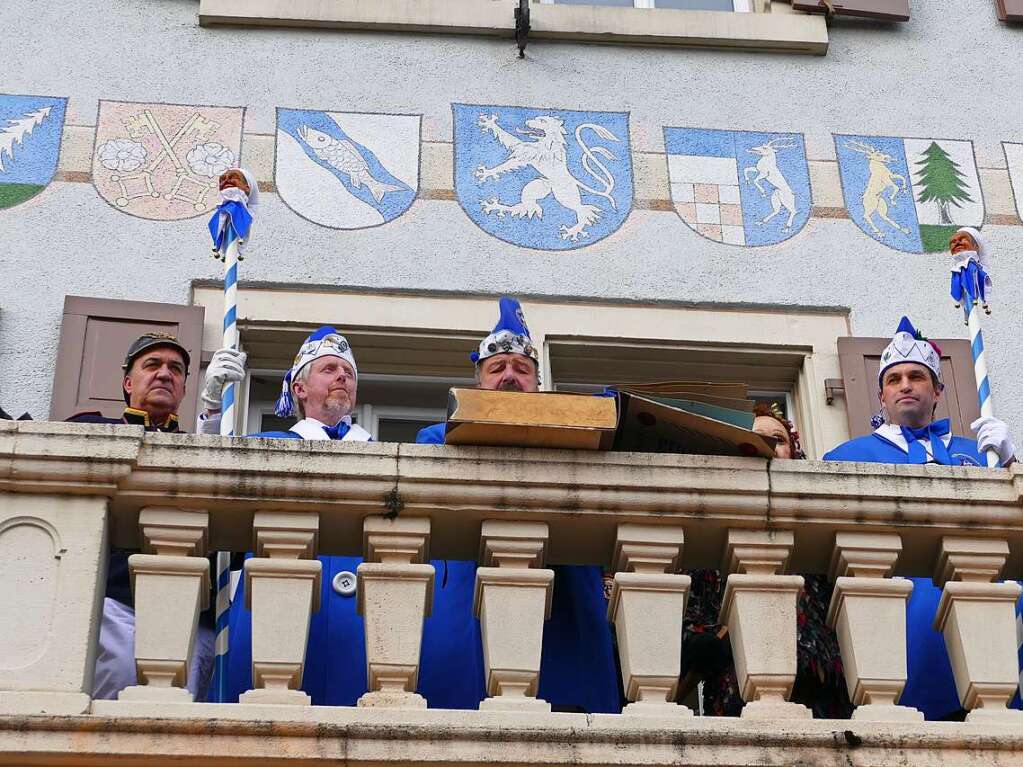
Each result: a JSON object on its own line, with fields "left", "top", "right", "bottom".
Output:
{"left": 443, "top": 388, "right": 617, "bottom": 450}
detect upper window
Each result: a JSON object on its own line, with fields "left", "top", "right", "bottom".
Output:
{"left": 546, "top": 0, "right": 748, "bottom": 11}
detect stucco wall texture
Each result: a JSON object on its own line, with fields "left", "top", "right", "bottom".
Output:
{"left": 1, "top": 0, "right": 1022, "bottom": 439}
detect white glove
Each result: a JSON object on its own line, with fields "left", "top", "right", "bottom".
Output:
{"left": 971, "top": 416, "right": 1017, "bottom": 466}
{"left": 199, "top": 348, "right": 247, "bottom": 410}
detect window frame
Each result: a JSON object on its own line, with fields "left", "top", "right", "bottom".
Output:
{"left": 198, "top": 0, "right": 828, "bottom": 55}
{"left": 193, "top": 283, "right": 851, "bottom": 458}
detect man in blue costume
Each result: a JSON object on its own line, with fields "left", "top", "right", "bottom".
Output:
{"left": 824, "top": 316, "right": 1018, "bottom": 720}
{"left": 210, "top": 327, "right": 491, "bottom": 707}
{"left": 416, "top": 297, "right": 622, "bottom": 714}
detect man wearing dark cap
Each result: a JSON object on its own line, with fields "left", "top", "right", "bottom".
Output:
{"left": 66, "top": 332, "right": 214, "bottom": 701}
{"left": 66, "top": 331, "right": 191, "bottom": 431}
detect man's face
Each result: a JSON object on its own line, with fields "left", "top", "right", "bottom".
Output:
{"left": 293, "top": 355, "right": 357, "bottom": 423}
{"left": 949, "top": 231, "right": 978, "bottom": 256}
{"left": 124, "top": 347, "right": 187, "bottom": 415}
{"left": 879, "top": 362, "right": 942, "bottom": 429}
{"left": 752, "top": 415, "right": 792, "bottom": 459}
{"left": 219, "top": 169, "right": 250, "bottom": 195}
{"left": 477, "top": 353, "right": 539, "bottom": 393}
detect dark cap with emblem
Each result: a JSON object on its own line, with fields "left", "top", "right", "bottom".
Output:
{"left": 122, "top": 332, "right": 191, "bottom": 371}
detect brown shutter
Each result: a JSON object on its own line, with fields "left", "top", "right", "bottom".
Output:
{"left": 50, "top": 296, "right": 205, "bottom": 426}
{"left": 997, "top": 0, "right": 1023, "bottom": 21}
{"left": 791, "top": 0, "right": 910, "bottom": 21}
{"left": 836, "top": 336, "right": 981, "bottom": 439}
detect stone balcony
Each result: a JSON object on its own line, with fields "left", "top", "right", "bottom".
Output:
{"left": 2, "top": 420, "right": 1023, "bottom": 766}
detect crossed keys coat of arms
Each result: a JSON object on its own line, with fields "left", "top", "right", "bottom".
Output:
{"left": 92, "top": 101, "right": 244, "bottom": 220}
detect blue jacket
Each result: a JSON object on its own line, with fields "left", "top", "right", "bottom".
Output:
{"left": 824, "top": 428, "right": 1016, "bottom": 719}
{"left": 217, "top": 421, "right": 621, "bottom": 712}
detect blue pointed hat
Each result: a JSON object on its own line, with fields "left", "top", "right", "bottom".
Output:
{"left": 471, "top": 297, "right": 539, "bottom": 366}
{"left": 275, "top": 326, "right": 358, "bottom": 418}
{"left": 878, "top": 316, "right": 942, "bottom": 387}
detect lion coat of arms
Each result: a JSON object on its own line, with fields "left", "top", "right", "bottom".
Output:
{"left": 453, "top": 104, "right": 632, "bottom": 251}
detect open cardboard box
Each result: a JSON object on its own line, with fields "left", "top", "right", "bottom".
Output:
{"left": 442, "top": 388, "right": 775, "bottom": 458}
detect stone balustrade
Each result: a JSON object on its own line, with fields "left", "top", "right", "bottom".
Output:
{"left": 3, "top": 420, "right": 1023, "bottom": 766}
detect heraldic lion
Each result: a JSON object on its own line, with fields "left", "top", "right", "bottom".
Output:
{"left": 474, "top": 113, "right": 620, "bottom": 242}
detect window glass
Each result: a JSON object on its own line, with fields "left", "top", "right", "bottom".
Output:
{"left": 654, "top": 0, "right": 735, "bottom": 9}
{"left": 553, "top": 0, "right": 634, "bottom": 5}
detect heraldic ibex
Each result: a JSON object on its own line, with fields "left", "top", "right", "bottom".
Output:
{"left": 844, "top": 139, "right": 911, "bottom": 239}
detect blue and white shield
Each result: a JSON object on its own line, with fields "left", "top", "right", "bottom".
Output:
{"left": 276, "top": 109, "right": 420, "bottom": 229}
{"left": 453, "top": 104, "right": 633, "bottom": 251}
{"left": 0, "top": 94, "right": 67, "bottom": 211}
{"left": 835, "top": 134, "right": 984, "bottom": 253}
{"left": 664, "top": 128, "right": 811, "bottom": 247}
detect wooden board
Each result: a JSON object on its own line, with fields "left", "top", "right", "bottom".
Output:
{"left": 791, "top": 0, "right": 910, "bottom": 21}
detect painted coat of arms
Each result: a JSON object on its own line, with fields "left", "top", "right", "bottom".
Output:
{"left": 1003, "top": 142, "right": 1023, "bottom": 222}
{"left": 834, "top": 134, "right": 984, "bottom": 253}
{"left": 664, "top": 128, "right": 811, "bottom": 247}
{"left": 92, "top": 101, "right": 244, "bottom": 220}
{"left": 275, "top": 109, "right": 419, "bottom": 229}
{"left": 0, "top": 94, "right": 67, "bottom": 210}
{"left": 453, "top": 104, "right": 633, "bottom": 251}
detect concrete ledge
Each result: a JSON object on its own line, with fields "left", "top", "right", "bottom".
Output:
{"left": 4, "top": 710, "right": 1023, "bottom": 766}
{"left": 198, "top": 0, "right": 829, "bottom": 55}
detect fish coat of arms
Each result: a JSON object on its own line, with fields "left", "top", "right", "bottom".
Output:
{"left": 0, "top": 93, "right": 67, "bottom": 211}
{"left": 834, "top": 134, "right": 984, "bottom": 254}
{"left": 453, "top": 104, "right": 633, "bottom": 251}
{"left": 665, "top": 127, "right": 812, "bottom": 247}
{"left": 275, "top": 108, "right": 419, "bottom": 230}
{"left": 92, "top": 101, "right": 245, "bottom": 221}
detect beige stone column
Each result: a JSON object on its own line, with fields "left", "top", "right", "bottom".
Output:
{"left": 608, "top": 524, "right": 692, "bottom": 716}
{"left": 473, "top": 520, "right": 554, "bottom": 712}
{"left": 825, "top": 532, "right": 921, "bottom": 722}
{"left": 119, "top": 508, "right": 211, "bottom": 702}
{"left": 719, "top": 529, "right": 809, "bottom": 720}
{"left": 0, "top": 494, "right": 108, "bottom": 716}
{"left": 356, "top": 516, "right": 434, "bottom": 709}
{"left": 932, "top": 537, "right": 1023, "bottom": 723}
{"left": 239, "top": 511, "right": 321, "bottom": 706}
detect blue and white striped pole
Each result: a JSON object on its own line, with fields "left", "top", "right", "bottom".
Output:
{"left": 964, "top": 302, "right": 999, "bottom": 468}
{"left": 219, "top": 230, "right": 240, "bottom": 439}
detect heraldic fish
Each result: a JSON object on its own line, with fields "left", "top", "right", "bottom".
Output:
{"left": 297, "top": 125, "right": 403, "bottom": 203}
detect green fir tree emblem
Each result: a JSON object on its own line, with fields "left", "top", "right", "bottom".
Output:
{"left": 913, "top": 141, "right": 974, "bottom": 226}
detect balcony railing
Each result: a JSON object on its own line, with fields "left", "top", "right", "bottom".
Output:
{"left": 3, "top": 420, "right": 1023, "bottom": 766}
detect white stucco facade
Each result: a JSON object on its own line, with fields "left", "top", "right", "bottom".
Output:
{"left": 1, "top": 0, "right": 1022, "bottom": 441}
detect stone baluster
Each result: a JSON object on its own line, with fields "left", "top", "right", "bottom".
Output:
{"left": 473, "top": 520, "right": 554, "bottom": 712}
{"left": 356, "top": 517, "right": 434, "bottom": 708}
{"left": 719, "top": 529, "right": 810, "bottom": 719}
{"left": 933, "top": 536, "right": 1023, "bottom": 723}
{"left": 239, "top": 511, "right": 321, "bottom": 705}
{"left": 120, "top": 508, "right": 210, "bottom": 702}
{"left": 826, "top": 532, "right": 921, "bottom": 721}
{"left": 608, "top": 523, "right": 692, "bottom": 716}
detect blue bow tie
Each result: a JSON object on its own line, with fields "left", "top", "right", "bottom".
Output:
{"left": 900, "top": 418, "right": 952, "bottom": 465}
{"left": 322, "top": 421, "right": 351, "bottom": 440}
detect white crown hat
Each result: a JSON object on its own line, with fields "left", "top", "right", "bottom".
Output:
{"left": 471, "top": 297, "right": 539, "bottom": 367}
{"left": 274, "top": 326, "right": 357, "bottom": 417}
{"left": 878, "top": 316, "right": 942, "bottom": 387}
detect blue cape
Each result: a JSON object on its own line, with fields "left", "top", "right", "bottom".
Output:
{"left": 825, "top": 429, "right": 1016, "bottom": 719}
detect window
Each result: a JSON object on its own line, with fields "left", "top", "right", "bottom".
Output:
{"left": 192, "top": 285, "right": 852, "bottom": 457}
{"left": 198, "top": 0, "right": 828, "bottom": 55}
{"left": 545, "top": 0, "right": 748, "bottom": 11}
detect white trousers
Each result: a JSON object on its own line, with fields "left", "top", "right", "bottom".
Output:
{"left": 92, "top": 597, "right": 216, "bottom": 701}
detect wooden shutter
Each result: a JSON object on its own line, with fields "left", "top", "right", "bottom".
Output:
{"left": 836, "top": 336, "right": 981, "bottom": 439}
{"left": 997, "top": 0, "right": 1023, "bottom": 21}
{"left": 50, "top": 296, "right": 205, "bottom": 426}
{"left": 791, "top": 0, "right": 910, "bottom": 21}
